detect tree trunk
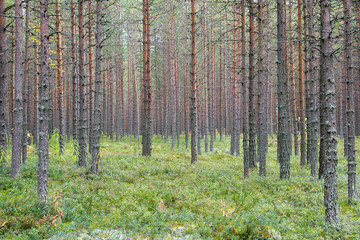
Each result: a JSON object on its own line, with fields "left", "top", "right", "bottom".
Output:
{"left": 190, "top": 0, "right": 198, "bottom": 164}
{"left": 170, "top": 0, "right": 177, "bottom": 150}
{"left": 78, "top": 0, "right": 88, "bottom": 166}
{"left": 307, "top": 0, "right": 319, "bottom": 177}
{"left": 249, "top": 0, "right": 257, "bottom": 169}
{"left": 241, "top": 0, "right": 249, "bottom": 178}
{"left": 142, "top": 0, "right": 153, "bottom": 156}
{"left": 277, "top": 0, "right": 291, "bottom": 179}
{"left": 38, "top": 0, "right": 50, "bottom": 204}
{"left": 343, "top": 0, "right": 358, "bottom": 204}
{"left": 0, "top": 0, "right": 7, "bottom": 167}
{"left": 320, "top": 0, "right": 339, "bottom": 224}
{"left": 11, "top": 0, "right": 24, "bottom": 178}
{"left": 210, "top": 16, "right": 215, "bottom": 152}
{"left": 298, "top": 0, "right": 306, "bottom": 166}
{"left": 163, "top": 44, "right": 169, "bottom": 143}
{"left": 202, "top": 1, "right": 209, "bottom": 153}
{"left": 22, "top": 0, "right": 31, "bottom": 164}
{"left": 116, "top": 57, "right": 124, "bottom": 142}
{"left": 258, "top": 0, "right": 267, "bottom": 177}
{"left": 288, "top": 0, "right": 299, "bottom": 156}
{"left": 71, "top": 0, "right": 79, "bottom": 142}
{"left": 88, "top": 0, "right": 94, "bottom": 150}
{"left": 56, "top": 0, "right": 65, "bottom": 154}
{"left": 91, "top": 0, "right": 102, "bottom": 175}
{"left": 184, "top": 37, "right": 189, "bottom": 148}
{"left": 107, "top": 58, "right": 114, "bottom": 141}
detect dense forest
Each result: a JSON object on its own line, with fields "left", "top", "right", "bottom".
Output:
{"left": 0, "top": 0, "right": 359, "bottom": 239}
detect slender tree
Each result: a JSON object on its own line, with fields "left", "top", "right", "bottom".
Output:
{"left": 257, "top": 0, "right": 266, "bottom": 177}
{"left": 298, "top": 0, "right": 306, "bottom": 166}
{"left": 78, "top": 0, "right": 88, "bottom": 166}
{"left": 56, "top": 0, "right": 65, "bottom": 154}
{"left": 22, "top": 0, "right": 30, "bottom": 164}
{"left": 202, "top": 0, "right": 209, "bottom": 153}
{"left": 248, "top": 0, "right": 257, "bottom": 169}
{"left": 343, "top": 0, "right": 357, "bottom": 204}
{"left": 277, "top": 0, "right": 291, "bottom": 179}
{"left": 190, "top": 0, "right": 198, "bottom": 164}
{"left": 88, "top": 0, "right": 94, "bottom": 150}
{"left": 288, "top": 0, "right": 299, "bottom": 156}
{"left": 170, "top": 0, "right": 177, "bottom": 150}
{"left": 307, "top": 0, "right": 318, "bottom": 177}
{"left": 320, "top": 0, "right": 339, "bottom": 224}
{"left": 91, "top": 0, "right": 102, "bottom": 175}
{"left": 142, "top": 0, "right": 153, "bottom": 156}
{"left": 71, "top": 0, "right": 78, "bottom": 142}
{"left": 241, "top": 0, "right": 249, "bottom": 177}
{"left": 11, "top": 0, "right": 24, "bottom": 178}
{"left": 0, "top": 0, "right": 7, "bottom": 166}
{"left": 38, "top": 0, "right": 50, "bottom": 204}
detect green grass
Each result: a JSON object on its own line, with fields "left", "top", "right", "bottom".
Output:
{"left": 0, "top": 134, "right": 359, "bottom": 239}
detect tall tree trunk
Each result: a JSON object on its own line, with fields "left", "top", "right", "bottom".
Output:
{"left": 190, "top": 0, "right": 198, "bottom": 164}
{"left": 284, "top": 1, "right": 292, "bottom": 155}
{"left": 9, "top": 26, "right": 14, "bottom": 136}
{"left": 277, "top": 0, "right": 291, "bottom": 179}
{"left": 33, "top": 43, "right": 40, "bottom": 146}
{"left": 56, "top": 0, "right": 65, "bottom": 154}
{"left": 88, "top": 0, "right": 94, "bottom": 150}
{"left": 258, "top": 0, "right": 267, "bottom": 177}
{"left": 219, "top": 23, "right": 223, "bottom": 141}
{"left": 38, "top": 0, "right": 50, "bottom": 204}
{"left": 71, "top": 0, "right": 78, "bottom": 142}
{"left": 248, "top": 0, "right": 257, "bottom": 168}
{"left": 0, "top": 0, "right": 7, "bottom": 166}
{"left": 22, "top": 0, "right": 30, "bottom": 164}
{"left": 210, "top": 16, "right": 215, "bottom": 152}
{"left": 107, "top": 58, "right": 114, "bottom": 141}
{"left": 320, "top": 0, "right": 339, "bottom": 224}
{"left": 241, "top": 0, "right": 249, "bottom": 178}
{"left": 163, "top": 45, "right": 169, "bottom": 143}
{"left": 202, "top": 0, "right": 209, "bottom": 153}
{"left": 230, "top": 3, "right": 240, "bottom": 156}
{"left": 184, "top": 37, "right": 189, "bottom": 148}
{"left": 264, "top": 0, "right": 270, "bottom": 153}
{"left": 116, "top": 57, "right": 124, "bottom": 142}
{"left": 357, "top": 2, "right": 360, "bottom": 137}
{"left": 343, "top": 0, "right": 357, "bottom": 204}
{"left": 11, "top": 0, "right": 24, "bottom": 178}
{"left": 298, "top": 0, "right": 306, "bottom": 166}
{"left": 288, "top": 0, "right": 299, "bottom": 156}
{"left": 78, "top": 0, "right": 88, "bottom": 166}
{"left": 102, "top": 64, "right": 107, "bottom": 135}
{"left": 91, "top": 0, "right": 102, "bottom": 175}
{"left": 142, "top": 0, "right": 153, "bottom": 156}
{"left": 307, "top": 0, "right": 319, "bottom": 177}
{"left": 170, "top": 0, "right": 177, "bottom": 150}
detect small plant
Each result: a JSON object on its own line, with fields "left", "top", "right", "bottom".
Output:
{"left": 49, "top": 194, "right": 64, "bottom": 227}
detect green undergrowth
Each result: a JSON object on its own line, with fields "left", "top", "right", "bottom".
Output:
{"left": 0, "top": 134, "right": 359, "bottom": 239}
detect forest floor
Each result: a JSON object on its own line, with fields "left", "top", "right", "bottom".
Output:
{"left": 0, "top": 134, "right": 359, "bottom": 239}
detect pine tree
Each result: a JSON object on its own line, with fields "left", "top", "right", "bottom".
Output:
{"left": 142, "top": 0, "right": 153, "bottom": 156}
{"left": 38, "top": 0, "right": 50, "bottom": 204}
{"left": 0, "top": 0, "right": 7, "bottom": 167}
{"left": 277, "top": 0, "right": 291, "bottom": 179}
{"left": 190, "top": 0, "right": 198, "bottom": 164}
{"left": 11, "top": 0, "right": 24, "bottom": 178}
{"left": 320, "top": 0, "right": 339, "bottom": 224}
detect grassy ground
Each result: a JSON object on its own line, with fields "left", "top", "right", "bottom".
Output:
{"left": 0, "top": 134, "right": 359, "bottom": 239}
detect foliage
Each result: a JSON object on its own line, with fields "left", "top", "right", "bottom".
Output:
{"left": 0, "top": 136, "right": 359, "bottom": 239}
